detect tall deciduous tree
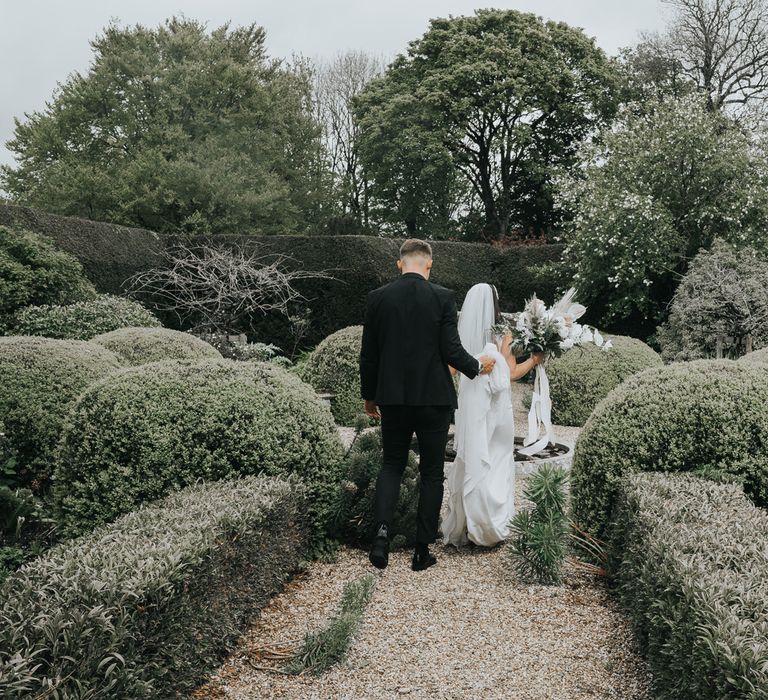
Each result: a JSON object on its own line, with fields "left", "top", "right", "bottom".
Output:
{"left": 633, "top": 0, "right": 768, "bottom": 113}
{"left": 354, "top": 9, "right": 620, "bottom": 241}
{"left": 313, "top": 51, "right": 386, "bottom": 233}
{"left": 1, "top": 18, "right": 326, "bottom": 235}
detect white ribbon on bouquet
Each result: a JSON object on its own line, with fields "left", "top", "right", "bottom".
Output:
{"left": 518, "top": 364, "right": 553, "bottom": 457}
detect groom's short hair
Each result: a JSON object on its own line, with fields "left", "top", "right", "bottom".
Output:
{"left": 400, "top": 239, "right": 432, "bottom": 261}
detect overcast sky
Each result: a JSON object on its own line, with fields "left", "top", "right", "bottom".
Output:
{"left": 0, "top": 1, "right": 668, "bottom": 172}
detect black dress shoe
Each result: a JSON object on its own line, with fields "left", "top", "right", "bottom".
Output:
{"left": 411, "top": 548, "right": 437, "bottom": 572}
{"left": 369, "top": 524, "right": 390, "bottom": 570}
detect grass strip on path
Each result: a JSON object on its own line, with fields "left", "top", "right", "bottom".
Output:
{"left": 285, "top": 573, "right": 376, "bottom": 675}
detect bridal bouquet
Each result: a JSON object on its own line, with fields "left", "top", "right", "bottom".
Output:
{"left": 493, "top": 289, "right": 610, "bottom": 457}
{"left": 492, "top": 288, "right": 611, "bottom": 359}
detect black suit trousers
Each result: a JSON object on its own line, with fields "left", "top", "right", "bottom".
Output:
{"left": 374, "top": 404, "right": 453, "bottom": 545}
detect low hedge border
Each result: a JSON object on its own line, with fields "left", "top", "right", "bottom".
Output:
{"left": 0, "top": 475, "right": 306, "bottom": 698}
{"left": 609, "top": 472, "right": 768, "bottom": 699}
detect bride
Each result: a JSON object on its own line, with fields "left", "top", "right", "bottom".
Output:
{"left": 442, "top": 283, "right": 543, "bottom": 547}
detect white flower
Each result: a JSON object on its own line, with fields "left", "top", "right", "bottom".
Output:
{"left": 559, "top": 338, "right": 575, "bottom": 350}
{"left": 566, "top": 303, "right": 587, "bottom": 320}
{"left": 602, "top": 339, "right": 613, "bottom": 352}
{"left": 568, "top": 322, "right": 583, "bottom": 340}
{"left": 580, "top": 327, "right": 594, "bottom": 344}
{"left": 593, "top": 329, "right": 604, "bottom": 347}
{"left": 556, "top": 318, "right": 569, "bottom": 339}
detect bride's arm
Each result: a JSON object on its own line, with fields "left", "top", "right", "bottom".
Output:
{"left": 500, "top": 333, "right": 544, "bottom": 381}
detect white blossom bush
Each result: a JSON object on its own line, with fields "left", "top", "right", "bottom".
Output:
{"left": 560, "top": 96, "right": 768, "bottom": 326}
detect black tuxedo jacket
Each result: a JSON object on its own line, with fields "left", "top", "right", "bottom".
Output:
{"left": 360, "top": 272, "right": 480, "bottom": 408}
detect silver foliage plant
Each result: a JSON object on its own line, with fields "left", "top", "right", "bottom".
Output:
{"left": 657, "top": 240, "right": 768, "bottom": 360}
{"left": 0, "top": 476, "right": 306, "bottom": 698}
{"left": 610, "top": 472, "right": 768, "bottom": 699}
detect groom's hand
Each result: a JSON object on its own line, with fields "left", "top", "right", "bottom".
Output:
{"left": 478, "top": 355, "right": 496, "bottom": 375}
{"left": 364, "top": 400, "right": 381, "bottom": 419}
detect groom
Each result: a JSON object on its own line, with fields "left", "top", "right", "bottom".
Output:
{"left": 360, "top": 239, "right": 496, "bottom": 572}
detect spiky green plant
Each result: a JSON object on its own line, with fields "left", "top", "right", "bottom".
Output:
{"left": 509, "top": 464, "right": 569, "bottom": 585}
{"left": 286, "top": 574, "right": 375, "bottom": 675}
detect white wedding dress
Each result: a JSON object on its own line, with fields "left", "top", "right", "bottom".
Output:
{"left": 442, "top": 284, "right": 516, "bottom": 547}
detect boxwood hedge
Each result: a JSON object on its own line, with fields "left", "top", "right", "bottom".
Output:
{"left": 0, "top": 336, "right": 121, "bottom": 493}
{"left": 299, "top": 326, "right": 363, "bottom": 425}
{"left": 546, "top": 335, "right": 662, "bottom": 426}
{"left": 0, "top": 204, "right": 164, "bottom": 294}
{"left": 8, "top": 294, "right": 160, "bottom": 340}
{"left": 610, "top": 472, "right": 768, "bottom": 699}
{"left": 0, "top": 475, "right": 305, "bottom": 699}
{"left": 53, "top": 359, "right": 345, "bottom": 537}
{"left": 185, "top": 235, "right": 566, "bottom": 348}
{"left": 91, "top": 326, "right": 221, "bottom": 366}
{"left": 741, "top": 346, "right": 768, "bottom": 365}
{"left": 570, "top": 360, "right": 768, "bottom": 540}
{"left": 0, "top": 225, "right": 95, "bottom": 326}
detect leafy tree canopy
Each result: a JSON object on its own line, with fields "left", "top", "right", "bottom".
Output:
{"left": 354, "top": 9, "right": 620, "bottom": 240}
{"left": 1, "top": 18, "right": 325, "bottom": 235}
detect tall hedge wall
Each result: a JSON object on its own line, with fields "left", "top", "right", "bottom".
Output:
{"left": 0, "top": 205, "right": 164, "bottom": 294}
{"left": 0, "top": 206, "right": 566, "bottom": 348}
{"left": 216, "top": 235, "right": 566, "bottom": 347}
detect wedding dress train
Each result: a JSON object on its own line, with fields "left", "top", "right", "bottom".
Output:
{"left": 442, "top": 284, "right": 516, "bottom": 547}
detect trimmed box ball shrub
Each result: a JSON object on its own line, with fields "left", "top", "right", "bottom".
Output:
{"left": 0, "top": 225, "right": 96, "bottom": 329}
{"left": 53, "top": 359, "right": 344, "bottom": 537}
{"left": 741, "top": 346, "right": 768, "bottom": 365}
{"left": 91, "top": 326, "right": 221, "bottom": 366}
{"left": 610, "top": 472, "right": 768, "bottom": 699}
{"left": 0, "top": 475, "right": 305, "bottom": 699}
{"left": 332, "top": 429, "right": 419, "bottom": 548}
{"left": 8, "top": 294, "right": 160, "bottom": 340}
{"left": 300, "top": 325, "right": 363, "bottom": 426}
{"left": 570, "top": 360, "right": 768, "bottom": 540}
{"left": 546, "top": 335, "right": 662, "bottom": 427}
{"left": 0, "top": 336, "right": 121, "bottom": 493}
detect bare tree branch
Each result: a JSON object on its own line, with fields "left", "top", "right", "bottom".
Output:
{"left": 661, "top": 0, "right": 768, "bottom": 110}
{"left": 126, "top": 243, "right": 334, "bottom": 335}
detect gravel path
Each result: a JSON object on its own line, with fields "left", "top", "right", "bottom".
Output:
{"left": 193, "top": 402, "right": 653, "bottom": 700}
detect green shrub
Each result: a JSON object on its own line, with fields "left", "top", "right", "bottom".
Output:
{"left": 0, "top": 336, "right": 121, "bottom": 494}
{"left": 0, "top": 205, "right": 566, "bottom": 348}
{"left": 546, "top": 335, "right": 662, "bottom": 426}
{"left": 332, "top": 429, "right": 419, "bottom": 548}
{"left": 53, "top": 359, "right": 345, "bottom": 537}
{"left": 91, "top": 326, "right": 221, "bottom": 366}
{"left": 657, "top": 240, "right": 768, "bottom": 361}
{"left": 199, "top": 335, "right": 292, "bottom": 367}
{"left": 741, "top": 346, "right": 768, "bottom": 365}
{"left": 508, "top": 464, "right": 569, "bottom": 585}
{"left": 0, "top": 204, "right": 165, "bottom": 295}
{"left": 0, "top": 226, "right": 95, "bottom": 329}
{"left": 8, "top": 294, "right": 160, "bottom": 340}
{"left": 0, "top": 475, "right": 306, "bottom": 698}
{"left": 610, "top": 472, "right": 768, "bottom": 699}
{"left": 300, "top": 326, "right": 363, "bottom": 426}
{"left": 571, "top": 360, "right": 768, "bottom": 540}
